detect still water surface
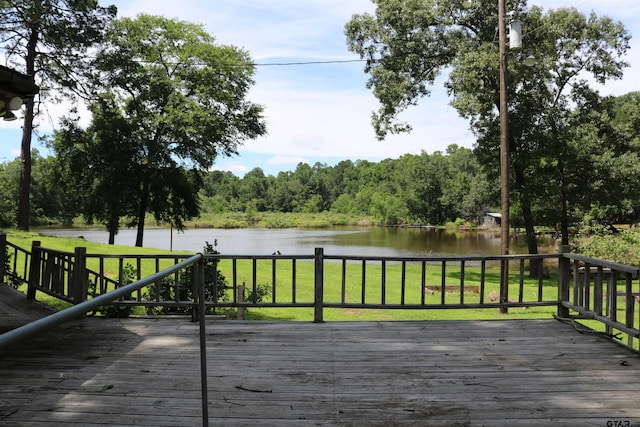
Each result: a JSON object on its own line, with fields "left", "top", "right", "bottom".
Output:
{"left": 37, "top": 226, "right": 518, "bottom": 257}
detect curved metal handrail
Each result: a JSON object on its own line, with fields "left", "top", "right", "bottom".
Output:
{"left": 0, "top": 253, "right": 203, "bottom": 349}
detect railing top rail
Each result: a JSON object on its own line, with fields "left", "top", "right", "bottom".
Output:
{"left": 85, "top": 253, "right": 193, "bottom": 259}
{"left": 204, "top": 252, "right": 558, "bottom": 262}
{"left": 0, "top": 253, "right": 204, "bottom": 349}
{"left": 6, "top": 241, "right": 26, "bottom": 250}
{"left": 322, "top": 253, "right": 559, "bottom": 262}
{"left": 562, "top": 253, "right": 640, "bottom": 275}
{"left": 205, "top": 254, "right": 315, "bottom": 261}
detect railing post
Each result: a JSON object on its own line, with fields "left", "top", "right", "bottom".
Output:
{"left": 26, "top": 241, "right": 41, "bottom": 300}
{"left": 237, "top": 283, "right": 245, "bottom": 320}
{"left": 195, "top": 258, "right": 209, "bottom": 426}
{"left": 499, "top": 257, "right": 509, "bottom": 314}
{"left": 557, "top": 245, "right": 571, "bottom": 318}
{"left": 314, "top": 247, "right": 324, "bottom": 323}
{"left": 0, "top": 233, "right": 6, "bottom": 284}
{"left": 72, "top": 247, "right": 87, "bottom": 304}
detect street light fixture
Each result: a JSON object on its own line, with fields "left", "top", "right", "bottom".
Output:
{"left": 523, "top": 51, "right": 537, "bottom": 67}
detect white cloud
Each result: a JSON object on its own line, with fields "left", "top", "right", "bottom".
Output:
{"left": 267, "top": 155, "right": 308, "bottom": 166}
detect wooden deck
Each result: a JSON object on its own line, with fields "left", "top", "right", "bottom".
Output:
{"left": 1, "top": 291, "right": 640, "bottom": 425}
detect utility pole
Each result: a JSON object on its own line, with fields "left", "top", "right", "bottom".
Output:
{"left": 498, "top": 0, "right": 509, "bottom": 313}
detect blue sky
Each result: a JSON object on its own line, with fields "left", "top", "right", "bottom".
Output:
{"left": 1, "top": 0, "right": 639, "bottom": 176}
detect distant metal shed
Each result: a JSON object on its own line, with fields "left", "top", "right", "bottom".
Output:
{"left": 482, "top": 212, "right": 502, "bottom": 227}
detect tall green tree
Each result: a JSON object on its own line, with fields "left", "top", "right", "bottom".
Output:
{"left": 50, "top": 98, "right": 140, "bottom": 243}
{"left": 567, "top": 91, "right": 640, "bottom": 227}
{"left": 88, "top": 14, "right": 266, "bottom": 246}
{"left": 0, "top": 0, "right": 116, "bottom": 230}
{"left": 346, "top": 1, "right": 630, "bottom": 259}
{"left": 0, "top": 158, "right": 20, "bottom": 227}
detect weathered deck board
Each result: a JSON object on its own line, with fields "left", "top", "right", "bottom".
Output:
{"left": 0, "top": 284, "right": 55, "bottom": 334}
{"left": 2, "top": 312, "right": 640, "bottom": 425}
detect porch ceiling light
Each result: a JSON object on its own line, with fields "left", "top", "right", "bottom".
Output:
{"left": 8, "top": 96, "right": 23, "bottom": 110}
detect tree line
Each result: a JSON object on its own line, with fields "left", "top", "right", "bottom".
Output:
{"left": 2, "top": 106, "right": 639, "bottom": 234}
{"left": 0, "top": 145, "right": 487, "bottom": 229}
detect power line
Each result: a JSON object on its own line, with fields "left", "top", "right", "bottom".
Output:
{"left": 253, "top": 59, "right": 365, "bottom": 66}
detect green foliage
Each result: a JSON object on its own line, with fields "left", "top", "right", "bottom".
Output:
{"left": 572, "top": 228, "right": 640, "bottom": 266}
{"left": 0, "top": 159, "right": 20, "bottom": 227}
{"left": 245, "top": 283, "right": 271, "bottom": 304}
{"left": 95, "top": 264, "right": 136, "bottom": 318}
{"left": 3, "top": 246, "right": 21, "bottom": 289}
{"left": 197, "top": 146, "right": 491, "bottom": 226}
{"left": 144, "top": 241, "right": 229, "bottom": 315}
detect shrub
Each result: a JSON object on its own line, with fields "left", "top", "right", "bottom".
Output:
{"left": 3, "top": 247, "right": 22, "bottom": 289}
{"left": 144, "top": 241, "right": 229, "bottom": 315}
{"left": 89, "top": 263, "right": 136, "bottom": 318}
{"left": 572, "top": 228, "right": 640, "bottom": 265}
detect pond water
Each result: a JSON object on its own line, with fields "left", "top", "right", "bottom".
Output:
{"left": 36, "top": 226, "right": 545, "bottom": 258}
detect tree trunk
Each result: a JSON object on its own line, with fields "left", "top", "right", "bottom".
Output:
{"left": 17, "top": 99, "right": 35, "bottom": 231}
{"left": 107, "top": 216, "right": 118, "bottom": 245}
{"left": 17, "top": 28, "right": 39, "bottom": 231}
{"left": 513, "top": 167, "right": 540, "bottom": 277}
{"left": 554, "top": 122, "right": 570, "bottom": 246}
{"left": 135, "top": 178, "right": 149, "bottom": 247}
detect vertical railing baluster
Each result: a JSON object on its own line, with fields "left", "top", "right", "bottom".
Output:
{"left": 420, "top": 261, "right": 426, "bottom": 305}
{"left": 99, "top": 257, "right": 106, "bottom": 294}
{"left": 136, "top": 257, "right": 142, "bottom": 302}
{"left": 480, "top": 260, "right": 486, "bottom": 305}
{"left": 401, "top": 261, "right": 406, "bottom": 305}
{"left": 0, "top": 233, "right": 5, "bottom": 284}
{"left": 537, "top": 257, "right": 544, "bottom": 302}
{"left": 341, "top": 259, "right": 346, "bottom": 304}
{"left": 381, "top": 260, "right": 386, "bottom": 305}
{"left": 518, "top": 258, "right": 525, "bottom": 303}
{"left": 441, "top": 261, "right": 446, "bottom": 305}
{"left": 361, "top": 259, "right": 366, "bottom": 304}
{"left": 72, "top": 247, "right": 87, "bottom": 304}
{"left": 594, "top": 266, "right": 604, "bottom": 316}
{"left": 459, "top": 261, "right": 465, "bottom": 305}
{"left": 558, "top": 247, "right": 571, "bottom": 318}
{"left": 605, "top": 270, "right": 613, "bottom": 336}
{"left": 272, "top": 258, "right": 277, "bottom": 303}
{"left": 572, "top": 261, "right": 579, "bottom": 306}
{"left": 584, "top": 265, "right": 591, "bottom": 311}
{"left": 314, "top": 248, "right": 324, "bottom": 323}
{"left": 27, "top": 241, "right": 41, "bottom": 300}
{"left": 625, "top": 272, "right": 634, "bottom": 333}
{"left": 610, "top": 272, "right": 618, "bottom": 326}
{"left": 252, "top": 258, "right": 257, "bottom": 303}
{"left": 292, "top": 258, "right": 297, "bottom": 304}
{"left": 232, "top": 258, "right": 238, "bottom": 303}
